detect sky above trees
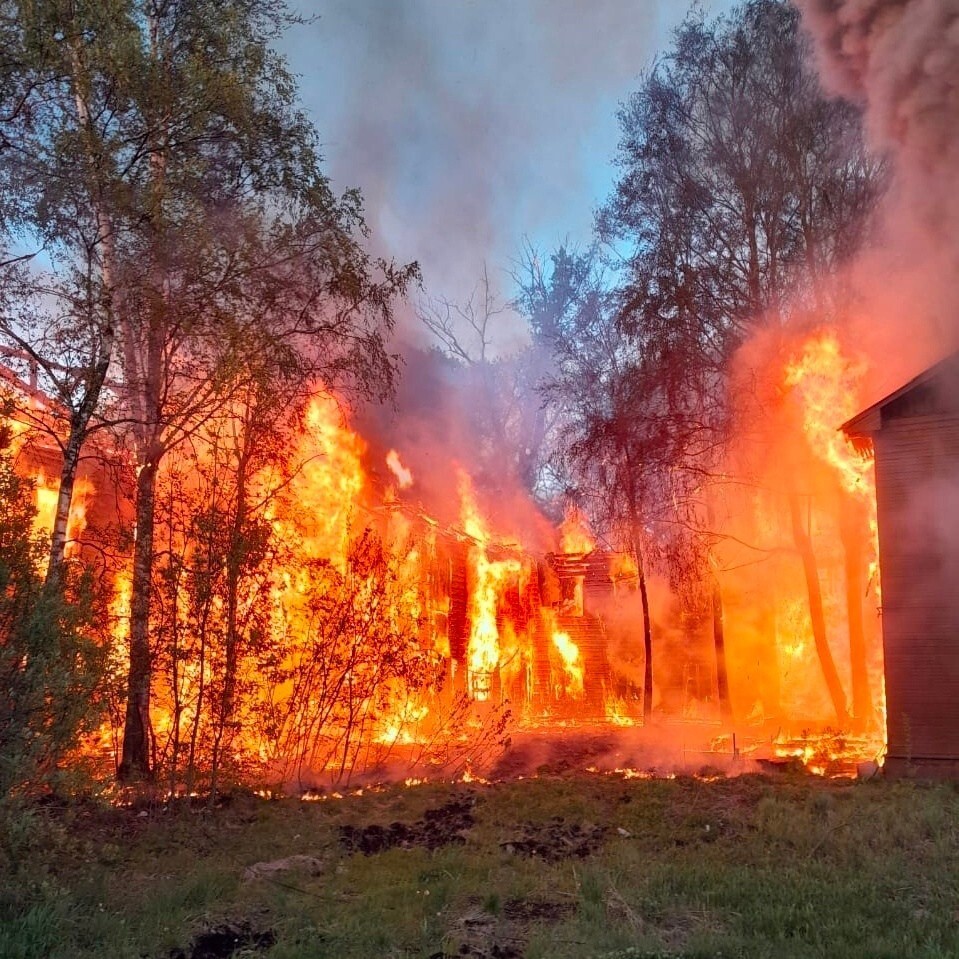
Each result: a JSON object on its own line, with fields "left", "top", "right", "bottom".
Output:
{"left": 282, "top": 0, "right": 737, "bottom": 336}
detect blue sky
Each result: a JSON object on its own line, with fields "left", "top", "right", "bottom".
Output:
{"left": 282, "top": 1, "right": 737, "bottom": 338}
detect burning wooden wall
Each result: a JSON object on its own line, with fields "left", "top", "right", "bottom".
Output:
{"left": 0, "top": 337, "right": 899, "bottom": 781}
{"left": 401, "top": 505, "right": 643, "bottom": 722}
{"left": 844, "top": 353, "right": 959, "bottom": 778}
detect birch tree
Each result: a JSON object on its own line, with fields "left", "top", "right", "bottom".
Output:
{"left": 0, "top": 0, "right": 416, "bottom": 781}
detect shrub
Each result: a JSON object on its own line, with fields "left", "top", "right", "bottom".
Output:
{"left": 0, "top": 446, "right": 105, "bottom": 800}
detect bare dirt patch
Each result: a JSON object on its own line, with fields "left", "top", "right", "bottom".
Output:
{"left": 338, "top": 795, "right": 476, "bottom": 854}
{"left": 165, "top": 920, "right": 276, "bottom": 959}
{"left": 429, "top": 896, "right": 576, "bottom": 959}
{"left": 499, "top": 817, "right": 607, "bottom": 862}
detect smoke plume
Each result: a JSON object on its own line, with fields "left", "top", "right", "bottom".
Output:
{"left": 798, "top": 0, "right": 959, "bottom": 169}
{"left": 788, "top": 0, "right": 959, "bottom": 412}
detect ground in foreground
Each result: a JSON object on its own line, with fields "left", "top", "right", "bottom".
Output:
{"left": 2, "top": 771, "right": 958, "bottom": 959}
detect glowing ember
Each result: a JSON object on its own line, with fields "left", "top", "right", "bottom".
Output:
{"left": 375, "top": 701, "right": 430, "bottom": 745}
{"left": 604, "top": 700, "right": 637, "bottom": 726}
{"left": 772, "top": 729, "right": 883, "bottom": 778}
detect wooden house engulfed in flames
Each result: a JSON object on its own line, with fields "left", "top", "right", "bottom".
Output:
{"left": 383, "top": 500, "right": 645, "bottom": 723}
{"left": 844, "top": 353, "right": 959, "bottom": 778}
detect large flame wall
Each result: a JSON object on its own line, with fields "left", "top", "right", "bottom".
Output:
{"left": 2, "top": 327, "right": 888, "bottom": 785}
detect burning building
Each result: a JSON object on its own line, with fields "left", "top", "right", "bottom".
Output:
{"left": 374, "top": 496, "right": 643, "bottom": 724}
{"left": 844, "top": 353, "right": 959, "bottom": 778}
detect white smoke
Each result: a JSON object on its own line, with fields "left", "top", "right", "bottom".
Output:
{"left": 795, "top": 0, "right": 959, "bottom": 390}
{"left": 798, "top": 0, "right": 959, "bottom": 251}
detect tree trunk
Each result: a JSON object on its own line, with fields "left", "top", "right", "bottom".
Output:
{"left": 623, "top": 461, "right": 653, "bottom": 723}
{"left": 626, "top": 529, "right": 654, "bottom": 723}
{"left": 210, "top": 447, "right": 250, "bottom": 796}
{"left": 118, "top": 460, "right": 158, "bottom": 782}
{"left": 638, "top": 558, "right": 653, "bottom": 723}
{"left": 704, "top": 502, "right": 732, "bottom": 722}
{"left": 45, "top": 342, "right": 113, "bottom": 583}
{"left": 45, "top": 428, "right": 82, "bottom": 586}
{"left": 117, "top": 16, "right": 167, "bottom": 783}
{"left": 711, "top": 573, "right": 733, "bottom": 723}
{"left": 839, "top": 495, "right": 872, "bottom": 729}
{"left": 788, "top": 490, "right": 849, "bottom": 726}
{"left": 44, "top": 42, "right": 119, "bottom": 584}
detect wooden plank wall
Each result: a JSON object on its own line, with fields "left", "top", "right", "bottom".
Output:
{"left": 875, "top": 414, "right": 959, "bottom": 766}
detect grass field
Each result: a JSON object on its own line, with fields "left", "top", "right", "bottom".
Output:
{"left": 2, "top": 769, "right": 958, "bottom": 959}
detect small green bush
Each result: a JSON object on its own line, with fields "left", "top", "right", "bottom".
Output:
{"left": 0, "top": 444, "right": 105, "bottom": 802}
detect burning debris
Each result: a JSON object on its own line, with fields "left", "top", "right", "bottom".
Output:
{"left": 0, "top": 0, "right": 926, "bottom": 805}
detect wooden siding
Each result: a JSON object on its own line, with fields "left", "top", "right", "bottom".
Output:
{"left": 874, "top": 415, "right": 959, "bottom": 765}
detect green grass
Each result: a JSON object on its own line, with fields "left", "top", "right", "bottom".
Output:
{"left": 2, "top": 772, "right": 959, "bottom": 958}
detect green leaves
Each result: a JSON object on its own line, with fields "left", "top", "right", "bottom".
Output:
{"left": 0, "top": 449, "right": 104, "bottom": 801}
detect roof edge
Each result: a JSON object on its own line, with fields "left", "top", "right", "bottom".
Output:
{"left": 842, "top": 350, "right": 959, "bottom": 437}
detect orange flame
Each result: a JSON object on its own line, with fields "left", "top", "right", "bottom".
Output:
{"left": 458, "top": 470, "right": 521, "bottom": 700}
{"left": 784, "top": 333, "right": 873, "bottom": 498}
{"left": 386, "top": 449, "right": 414, "bottom": 489}
{"left": 285, "top": 394, "right": 367, "bottom": 572}
{"left": 784, "top": 331, "right": 882, "bottom": 600}
{"left": 559, "top": 505, "right": 595, "bottom": 554}
{"left": 551, "top": 629, "right": 584, "bottom": 698}
{"left": 779, "top": 330, "right": 886, "bottom": 756}
{"left": 0, "top": 341, "right": 892, "bottom": 784}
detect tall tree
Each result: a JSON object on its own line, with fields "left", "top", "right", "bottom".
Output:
{"left": 0, "top": 0, "right": 416, "bottom": 781}
{"left": 588, "top": 0, "right": 882, "bottom": 721}
{"left": 517, "top": 245, "right": 660, "bottom": 719}
{"left": 417, "top": 264, "right": 558, "bottom": 503}
{"left": 512, "top": 242, "right": 600, "bottom": 504}
{"left": 0, "top": 1, "right": 128, "bottom": 583}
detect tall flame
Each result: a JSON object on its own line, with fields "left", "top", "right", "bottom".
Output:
{"left": 559, "top": 505, "right": 595, "bottom": 554}
{"left": 784, "top": 333, "right": 873, "bottom": 497}
{"left": 784, "top": 331, "right": 881, "bottom": 597}
{"left": 551, "top": 629, "right": 584, "bottom": 698}
{"left": 386, "top": 449, "right": 414, "bottom": 489}
{"left": 281, "top": 394, "right": 367, "bottom": 572}
{"left": 457, "top": 470, "right": 520, "bottom": 701}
